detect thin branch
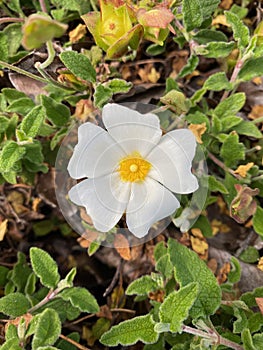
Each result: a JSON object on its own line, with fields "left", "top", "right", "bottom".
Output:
{"left": 0, "top": 17, "right": 24, "bottom": 24}
{"left": 39, "top": 0, "right": 47, "bottom": 13}
{"left": 59, "top": 334, "right": 91, "bottom": 350}
{"left": 220, "top": 60, "right": 243, "bottom": 101}
{"left": 103, "top": 260, "right": 123, "bottom": 297}
{"left": 0, "top": 60, "right": 47, "bottom": 84}
{"left": 207, "top": 151, "right": 241, "bottom": 179}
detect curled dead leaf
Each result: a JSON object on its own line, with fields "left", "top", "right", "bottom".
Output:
{"left": 189, "top": 123, "right": 207, "bottom": 144}
{"left": 234, "top": 162, "right": 254, "bottom": 178}
{"left": 114, "top": 234, "right": 131, "bottom": 260}
{"left": 69, "top": 24, "right": 86, "bottom": 43}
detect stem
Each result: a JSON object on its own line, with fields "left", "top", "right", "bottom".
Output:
{"left": 182, "top": 325, "right": 244, "bottom": 350}
{"left": 220, "top": 60, "right": 244, "bottom": 101}
{"left": 59, "top": 334, "right": 91, "bottom": 350}
{"left": 28, "top": 288, "right": 60, "bottom": 314}
{"left": 39, "top": 40, "right": 55, "bottom": 69}
{"left": 0, "top": 17, "right": 24, "bottom": 24}
{"left": 218, "top": 335, "right": 244, "bottom": 350}
{"left": 39, "top": 0, "right": 47, "bottom": 13}
{"left": 207, "top": 151, "right": 241, "bottom": 179}
{"left": 90, "top": 0, "right": 98, "bottom": 11}
{"left": 34, "top": 62, "right": 75, "bottom": 91}
{"left": 251, "top": 175, "right": 263, "bottom": 182}
{"left": 0, "top": 60, "right": 47, "bottom": 84}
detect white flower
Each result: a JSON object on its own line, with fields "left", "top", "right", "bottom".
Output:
{"left": 68, "top": 103, "right": 198, "bottom": 238}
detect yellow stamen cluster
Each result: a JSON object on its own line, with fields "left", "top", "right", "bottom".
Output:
{"left": 118, "top": 152, "right": 151, "bottom": 182}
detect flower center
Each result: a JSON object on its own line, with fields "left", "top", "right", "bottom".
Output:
{"left": 118, "top": 152, "right": 151, "bottom": 182}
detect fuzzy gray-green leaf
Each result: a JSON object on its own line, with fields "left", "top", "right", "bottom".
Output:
{"left": 0, "top": 141, "right": 25, "bottom": 173}
{"left": 220, "top": 132, "right": 245, "bottom": 167}
{"left": 204, "top": 72, "right": 232, "bottom": 91}
{"left": 0, "top": 292, "right": 30, "bottom": 317}
{"left": 20, "top": 106, "right": 45, "bottom": 138}
{"left": 214, "top": 93, "right": 246, "bottom": 118}
{"left": 225, "top": 11, "right": 249, "bottom": 48}
{"left": 159, "top": 283, "right": 199, "bottom": 332}
{"left": 100, "top": 314, "right": 158, "bottom": 346}
{"left": 168, "top": 239, "right": 221, "bottom": 318}
{"left": 30, "top": 247, "right": 60, "bottom": 288}
{"left": 58, "top": 287, "right": 99, "bottom": 313}
{"left": 32, "top": 308, "right": 61, "bottom": 350}
{"left": 126, "top": 275, "right": 159, "bottom": 296}
{"left": 41, "top": 95, "right": 70, "bottom": 127}
{"left": 59, "top": 51, "right": 96, "bottom": 83}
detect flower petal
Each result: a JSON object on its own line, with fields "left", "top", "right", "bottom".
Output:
{"left": 147, "top": 129, "right": 199, "bottom": 193}
{"left": 102, "top": 103, "right": 162, "bottom": 157}
{"left": 68, "top": 122, "right": 125, "bottom": 179}
{"left": 126, "top": 178, "right": 180, "bottom": 238}
{"left": 68, "top": 173, "right": 131, "bottom": 232}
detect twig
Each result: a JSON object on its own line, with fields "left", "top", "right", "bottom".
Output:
{"left": 39, "top": 0, "right": 47, "bottom": 13}
{"left": 71, "top": 313, "right": 95, "bottom": 325}
{"left": 0, "top": 17, "right": 24, "bottom": 24}
{"left": 0, "top": 60, "right": 47, "bottom": 83}
{"left": 111, "top": 308, "right": 136, "bottom": 314}
{"left": 207, "top": 152, "right": 241, "bottom": 179}
{"left": 103, "top": 260, "right": 123, "bottom": 297}
{"left": 220, "top": 60, "right": 243, "bottom": 101}
{"left": 182, "top": 325, "right": 244, "bottom": 350}
{"left": 59, "top": 334, "right": 91, "bottom": 350}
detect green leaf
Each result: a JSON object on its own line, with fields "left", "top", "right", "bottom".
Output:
{"left": 0, "top": 338, "right": 21, "bottom": 350}
{"left": 156, "top": 254, "right": 173, "bottom": 279}
{"left": 192, "top": 215, "right": 213, "bottom": 237}
{"left": 126, "top": 275, "right": 160, "bottom": 296}
{"left": 58, "top": 287, "right": 99, "bottom": 313}
{"left": 0, "top": 292, "right": 30, "bottom": 317}
{"left": 225, "top": 11, "right": 249, "bottom": 48}
{"left": 100, "top": 314, "right": 158, "bottom": 346}
{"left": 94, "top": 84, "right": 112, "bottom": 109}
{"left": 6, "top": 97, "right": 35, "bottom": 115}
{"left": 41, "top": 95, "right": 70, "bottom": 127}
{"left": 194, "top": 29, "right": 228, "bottom": 44}
{"left": 241, "top": 287, "right": 263, "bottom": 308}
{"left": 160, "top": 90, "right": 190, "bottom": 114}
{"left": 24, "top": 142, "right": 44, "bottom": 165}
{"left": 233, "top": 308, "right": 248, "bottom": 333}
{"left": 204, "top": 72, "right": 232, "bottom": 91}
{"left": 0, "top": 116, "right": 10, "bottom": 133}
{"left": 2, "top": 88, "right": 27, "bottom": 103}
{"left": 220, "top": 132, "right": 245, "bottom": 167}
{"left": 22, "top": 14, "right": 67, "bottom": 50}
{"left": 0, "top": 32, "right": 8, "bottom": 64}
{"left": 182, "top": 0, "right": 220, "bottom": 31}
{"left": 0, "top": 141, "right": 25, "bottom": 173}
{"left": 10, "top": 252, "right": 32, "bottom": 293}
{"left": 55, "top": 332, "right": 80, "bottom": 350}
{"left": 238, "top": 57, "right": 263, "bottom": 82}
{"left": 168, "top": 239, "right": 221, "bottom": 318}
{"left": 50, "top": 128, "right": 68, "bottom": 151}
{"left": 3, "top": 23, "right": 23, "bottom": 57}
{"left": 214, "top": 93, "right": 246, "bottom": 118}
{"left": 221, "top": 116, "right": 242, "bottom": 131}
{"left": 239, "top": 246, "right": 259, "bottom": 264}
{"left": 201, "top": 41, "right": 235, "bottom": 58}
{"left": 104, "top": 79, "right": 132, "bottom": 94}
{"left": 20, "top": 106, "right": 45, "bottom": 138}
{"left": 253, "top": 206, "right": 263, "bottom": 237}
{"left": 178, "top": 55, "right": 199, "bottom": 78}
{"left": 241, "top": 328, "right": 257, "bottom": 350}
{"left": 158, "top": 283, "right": 198, "bottom": 333}
{"left": 234, "top": 121, "right": 262, "bottom": 138}
{"left": 208, "top": 176, "right": 228, "bottom": 194}
{"left": 32, "top": 308, "right": 61, "bottom": 350}
{"left": 59, "top": 51, "right": 96, "bottom": 83}
{"left": 37, "top": 347, "right": 60, "bottom": 350}
{"left": 30, "top": 247, "right": 60, "bottom": 288}
{"left": 228, "top": 257, "right": 241, "bottom": 284}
